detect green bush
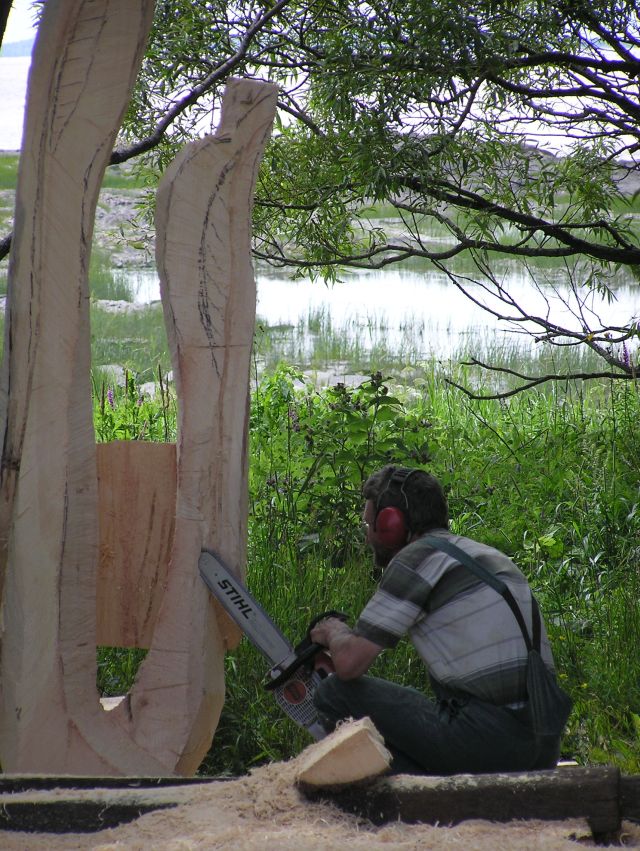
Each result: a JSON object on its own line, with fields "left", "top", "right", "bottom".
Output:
{"left": 92, "top": 366, "right": 176, "bottom": 442}
{"left": 93, "top": 367, "right": 640, "bottom": 776}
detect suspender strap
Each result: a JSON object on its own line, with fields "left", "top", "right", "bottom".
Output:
{"left": 422, "top": 535, "right": 538, "bottom": 653}
{"left": 531, "top": 594, "right": 542, "bottom": 653}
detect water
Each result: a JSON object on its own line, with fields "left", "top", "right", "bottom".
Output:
{"left": 124, "top": 264, "right": 640, "bottom": 361}
{"left": 261, "top": 268, "right": 640, "bottom": 360}
{"left": 3, "top": 49, "right": 638, "bottom": 363}
{"left": 0, "top": 56, "right": 30, "bottom": 151}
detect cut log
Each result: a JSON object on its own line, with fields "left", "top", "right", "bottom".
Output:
{"left": 621, "top": 773, "right": 640, "bottom": 822}
{"left": 295, "top": 717, "right": 392, "bottom": 788}
{"left": 303, "top": 764, "right": 622, "bottom": 841}
{"left": 0, "top": 787, "right": 189, "bottom": 834}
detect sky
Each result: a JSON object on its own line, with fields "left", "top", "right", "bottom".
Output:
{"left": 4, "top": 1, "right": 39, "bottom": 44}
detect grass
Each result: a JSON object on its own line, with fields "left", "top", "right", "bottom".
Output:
{"left": 87, "top": 338, "right": 640, "bottom": 776}
{"left": 89, "top": 246, "right": 135, "bottom": 301}
{"left": 92, "top": 365, "right": 176, "bottom": 443}
{"left": 0, "top": 154, "right": 19, "bottom": 189}
{"left": 0, "top": 287, "right": 627, "bottom": 392}
{"left": 2, "top": 161, "right": 639, "bottom": 775}
{"left": 2, "top": 267, "right": 638, "bottom": 776}
{"left": 0, "top": 153, "right": 145, "bottom": 191}
{"left": 90, "top": 303, "right": 171, "bottom": 384}
{"left": 101, "top": 163, "right": 147, "bottom": 190}
{"left": 92, "top": 364, "right": 640, "bottom": 777}
{"left": 254, "top": 304, "right": 613, "bottom": 387}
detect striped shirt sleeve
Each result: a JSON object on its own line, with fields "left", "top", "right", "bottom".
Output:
{"left": 354, "top": 559, "right": 433, "bottom": 648}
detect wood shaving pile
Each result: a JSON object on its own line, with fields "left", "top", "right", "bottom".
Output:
{"left": 1, "top": 756, "right": 639, "bottom": 850}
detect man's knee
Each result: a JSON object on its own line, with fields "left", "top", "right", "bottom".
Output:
{"left": 313, "top": 673, "right": 366, "bottom": 725}
{"left": 313, "top": 673, "right": 345, "bottom": 713}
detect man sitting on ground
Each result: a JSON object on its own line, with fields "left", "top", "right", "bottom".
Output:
{"left": 311, "top": 465, "right": 563, "bottom": 774}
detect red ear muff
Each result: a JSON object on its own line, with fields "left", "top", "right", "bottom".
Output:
{"left": 374, "top": 506, "right": 409, "bottom": 550}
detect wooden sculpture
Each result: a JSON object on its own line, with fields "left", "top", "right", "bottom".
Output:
{"left": 0, "top": 0, "right": 277, "bottom": 776}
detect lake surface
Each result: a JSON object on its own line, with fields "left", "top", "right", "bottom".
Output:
{"left": 125, "top": 263, "right": 640, "bottom": 362}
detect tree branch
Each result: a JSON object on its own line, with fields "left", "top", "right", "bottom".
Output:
{"left": 402, "top": 176, "right": 640, "bottom": 266}
{"left": 111, "top": 0, "right": 290, "bottom": 164}
{"left": 445, "top": 359, "right": 636, "bottom": 400}
{"left": 0, "top": 0, "right": 292, "bottom": 262}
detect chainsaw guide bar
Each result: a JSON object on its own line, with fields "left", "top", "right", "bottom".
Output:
{"left": 199, "top": 550, "right": 327, "bottom": 740}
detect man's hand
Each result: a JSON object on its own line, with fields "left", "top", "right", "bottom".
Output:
{"left": 310, "top": 617, "right": 382, "bottom": 680}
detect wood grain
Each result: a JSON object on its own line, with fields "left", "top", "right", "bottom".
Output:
{"left": 96, "top": 441, "right": 176, "bottom": 648}
{"left": 0, "top": 0, "right": 277, "bottom": 775}
{"left": 0, "top": 0, "right": 161, "bottom": 775}
{"left": 122, "top": 77, "right": 278, "bottom": 774}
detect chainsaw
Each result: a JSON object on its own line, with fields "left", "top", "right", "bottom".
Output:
{"left": 199, "top": 549, "right": 346, "bottom": 741}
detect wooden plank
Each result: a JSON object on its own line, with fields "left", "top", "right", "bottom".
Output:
{"left": 96, "top": 440, "right": 241, "bottom": 649}
{"left": 96, "top": 441, "right": 176, "bottom": 648}
{"left": 303, "top": 765, "right": 622, "bottom": 839}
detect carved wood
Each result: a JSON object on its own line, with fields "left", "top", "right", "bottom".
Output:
{"left": 96, "top": 441, "right": 176, "bottom": 649}
{"left": 121, "top": 77, "right": 278, "bottom": 774}
{"left": 0, "top": 0, "right": 277, "bottom": 775}
{"left": 0, "top": 0, "right": 161, "bottom": 775}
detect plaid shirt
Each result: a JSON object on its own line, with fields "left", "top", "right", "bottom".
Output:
{"left": 354, "top": 530, "right": 555, "bottom": 707}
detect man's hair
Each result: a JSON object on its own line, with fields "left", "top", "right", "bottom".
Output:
{"left": 363, "top": 465, "right": 449, "bottom": 533}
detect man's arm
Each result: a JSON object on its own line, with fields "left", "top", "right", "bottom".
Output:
{"left": 310, "top": 617, "right": 383, "bottom": 680}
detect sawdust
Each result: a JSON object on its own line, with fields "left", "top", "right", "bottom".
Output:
{"left": 0, "top": 757, "right": 638, "bottom": 850}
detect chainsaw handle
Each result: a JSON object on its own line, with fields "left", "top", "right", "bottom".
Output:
{"left": 264, "top": 612, "right": 349, "bottom": 691}
{"left": 307, "top": 610, "right": 349, "bottom": 632}
{"left": 264, "top": 642, "right": 324, "bottom": 691}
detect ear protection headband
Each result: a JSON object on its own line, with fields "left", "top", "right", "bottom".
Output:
{"left": 373, "top": 468, "right": 419, "bottom": 550}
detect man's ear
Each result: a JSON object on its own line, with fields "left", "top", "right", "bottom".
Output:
{"left": 374, "top": 506, "right": 409, "bottom": 549}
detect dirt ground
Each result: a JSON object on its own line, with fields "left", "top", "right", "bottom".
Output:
{"left": 0, "top": 757, "right": 638, "bottom": 851}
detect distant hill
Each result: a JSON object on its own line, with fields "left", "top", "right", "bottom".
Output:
{"left": 0, "top": 38, "right": 34, "bottom": 57}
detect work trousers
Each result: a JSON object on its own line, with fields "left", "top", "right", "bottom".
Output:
{"left": 314, "top": 674, "right": 560, "bottom": 775}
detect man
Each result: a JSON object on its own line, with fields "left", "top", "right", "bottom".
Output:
{"left": 310, "top": 465, "right": 562, "bottom": 775}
